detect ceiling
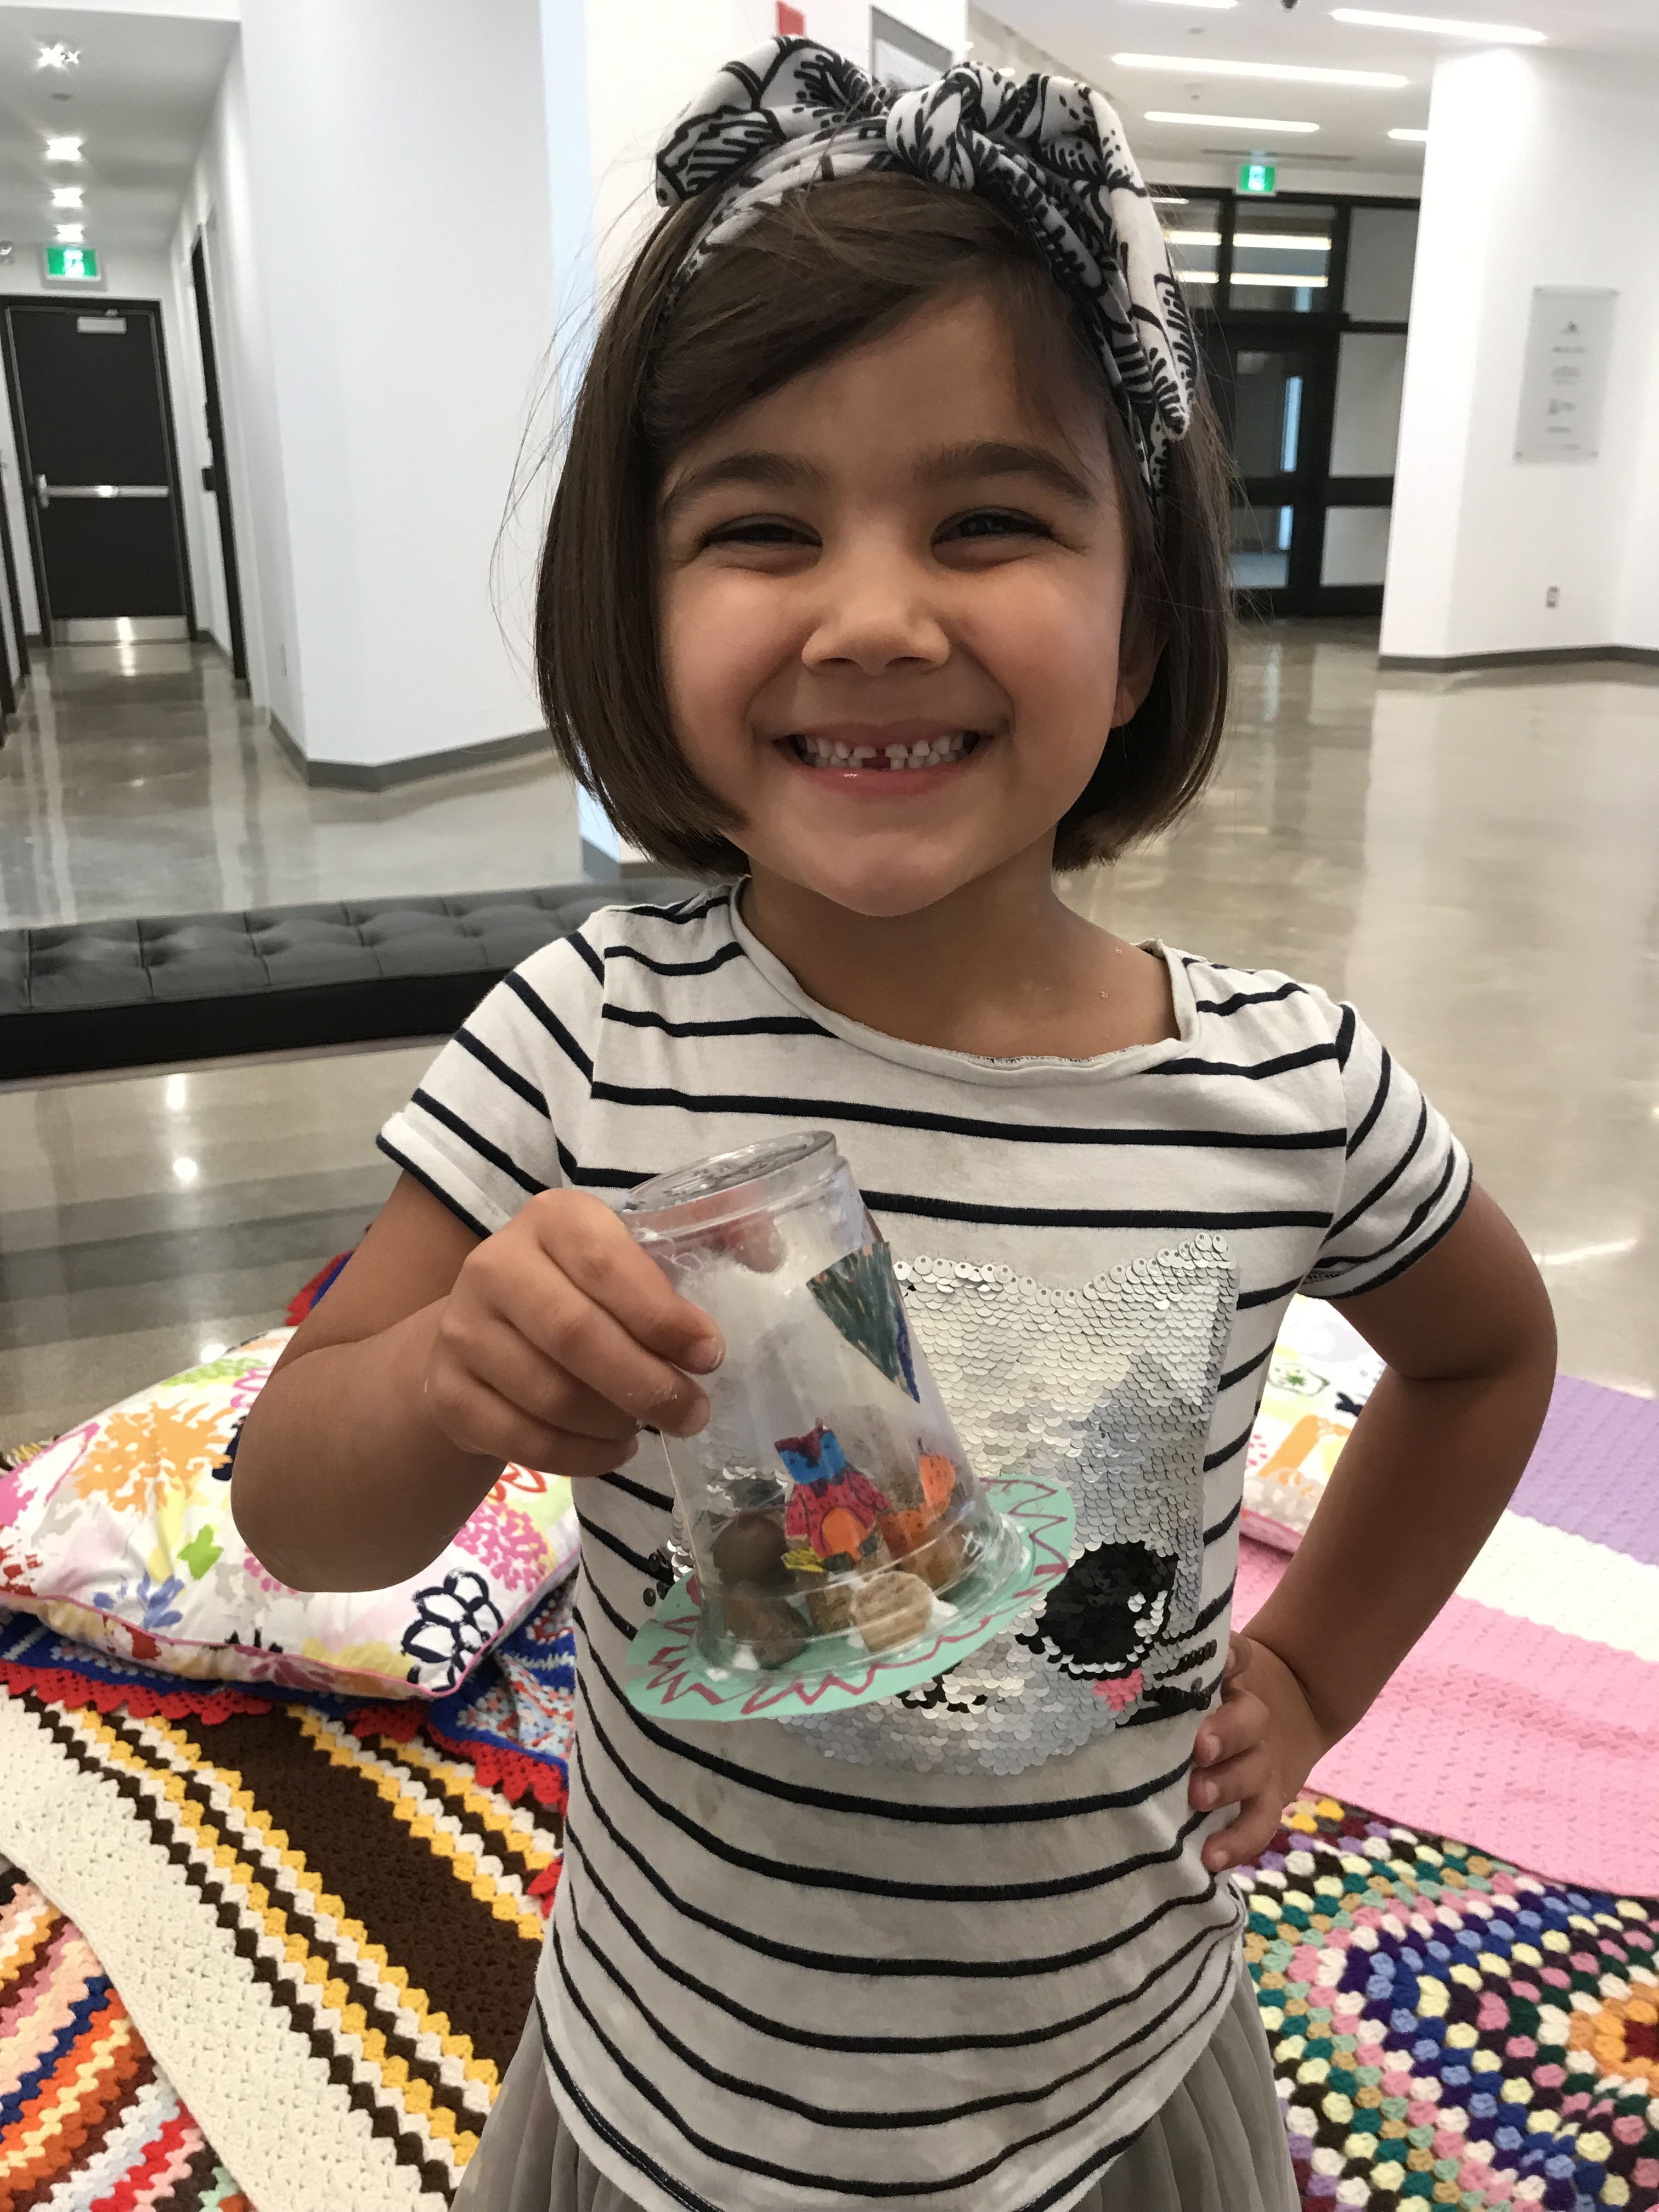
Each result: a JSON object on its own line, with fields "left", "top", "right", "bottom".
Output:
{"left": 0, "top": 8, "right": 236, "bottom": 265}
{"left": 990, "top": 0, "right": 1659, "bottom": 183}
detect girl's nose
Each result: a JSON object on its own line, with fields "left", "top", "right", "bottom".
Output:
{"left": 800, "top": 546, "right": 951, "bottom": 676}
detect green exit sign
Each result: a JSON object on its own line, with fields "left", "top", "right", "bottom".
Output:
{"left": 43, "top": 242, "right": 100, "bottom": 282}
{"left": 1238, "top": 161, "right": 1278, "bottom": 197}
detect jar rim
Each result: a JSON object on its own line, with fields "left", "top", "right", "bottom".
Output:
{"left": 620, "top": 1129, "right": 839, "bottom": 1238}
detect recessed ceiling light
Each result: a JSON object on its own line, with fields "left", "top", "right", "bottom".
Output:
{"left": 36, "top": 42, "right": 80, "bottom": 69}
{"left": 1330, "top": 9, "right": 1545, "bottom": 42}
{"left": 1166, "top": 228, "right": 1334, "bottom": 251}
{"left": 1388, "top": 126, "right": 1430, "bottom": 140}
{"left": 50, "top": 185, "right": 83, "bottom": 208}
{"left": 44, "top": 135, "right": 82, "bottom": 161}
{"left": 1145, "top": 109, "right": 1321, "bottom": 132}
{"left": 55, "top": 222, "right": 84, "bottom": 243}
{"left": 1115, "top": 51, "right": 1409, "bottom": 87}
{"left": 1129, "top": 0, "right": 1239, "bottom": 8}
{"left": 1153, "top": 193, "right": 1192, "bottom": 205}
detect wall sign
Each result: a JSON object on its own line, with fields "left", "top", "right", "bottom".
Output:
{"left": 43, "top": 242, "right": 100, "bottom": 283}
{"left": 1238, "top": 161, "right": 1277, "bottom": 197}
{"left": 1514, "top": 287, "right": 1616, "bottom": 463}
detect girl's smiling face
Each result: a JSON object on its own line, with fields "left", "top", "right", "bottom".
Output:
{"left": 655, "top": 285, "right": 1155, "bottom": 918}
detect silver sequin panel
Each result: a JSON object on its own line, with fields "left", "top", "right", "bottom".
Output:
{"left": 781, "top": 1236, "right": 1238, "bottom": 1776}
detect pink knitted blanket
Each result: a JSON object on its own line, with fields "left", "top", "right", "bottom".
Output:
{"left": 1236, "top": 1375, "right": 1659, "bottom": 1897}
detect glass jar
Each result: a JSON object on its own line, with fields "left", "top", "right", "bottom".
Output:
{"left": 621, "top": 1131, "right": 1022, "bottom": 1685}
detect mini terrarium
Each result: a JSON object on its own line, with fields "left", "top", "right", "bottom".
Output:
{"left": 619, "top": 1131, "right": 1034, "bottom": 1712}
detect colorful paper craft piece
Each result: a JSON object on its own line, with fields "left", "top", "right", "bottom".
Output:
{"left": 807, "top": 1245, "right": 921, "bottom": 1399}
{"left": 879, "top": 1450, "right": 959, "bottom": 1557}
{"left": 777, "top": 1424, "right": 890, "bottom": 1570}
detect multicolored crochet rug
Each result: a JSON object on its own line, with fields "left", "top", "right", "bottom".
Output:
{"left": 1236, "top": 1798, "right": 1658, "bottom": 2212}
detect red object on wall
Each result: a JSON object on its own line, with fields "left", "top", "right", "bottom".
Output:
{"left": 777, "top": 3, "right": 806, "bottom": 33}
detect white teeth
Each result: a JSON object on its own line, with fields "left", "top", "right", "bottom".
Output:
{"left": 792, "top": 731, "right": 981, "bottom": 770}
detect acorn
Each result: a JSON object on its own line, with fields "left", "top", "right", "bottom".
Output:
{"left": 897, "top": 1524, "right": 969, "bottom": 1594}
{"left": 722, "top": 1589, "right": 809, "bottom": 1669}
{"left": 851, "top": 1570, "right": 934, "bottom": 1654}
{"left": 711, "top": 1508, "right": 791, "bottom": 1592}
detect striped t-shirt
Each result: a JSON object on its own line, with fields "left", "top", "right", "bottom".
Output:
{"left": 380, "top": 885, "right": 1469, "bottom": 2212}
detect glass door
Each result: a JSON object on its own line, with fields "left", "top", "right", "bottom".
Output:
{"left": 1156, "top": 190, "right": 1418, "bottom": 618}
{"left": 1201, "top": 327, "right": 1336, "bottom": 611}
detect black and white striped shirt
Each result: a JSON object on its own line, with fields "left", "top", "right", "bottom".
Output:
{"left": 380, "top": 887, "right": 1469, "bottom": 2212}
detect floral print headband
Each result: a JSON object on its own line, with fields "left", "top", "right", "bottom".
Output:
{"left": 654, "top": 36, "right": 1200, "bottom": 500}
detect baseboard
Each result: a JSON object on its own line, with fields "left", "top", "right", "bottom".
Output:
{"left": 267, "top": 711, "right": 306, "bottom": 777}
{"left": 1379, "top": 644, "right": 1659, "bottom": 673}
{"left": 265, "top": 716, "right": 552, "bottom": 790}
{"left": 581, "top": 839, "right": 668, "bottom": 882}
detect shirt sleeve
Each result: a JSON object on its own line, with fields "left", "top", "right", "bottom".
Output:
{"left": 376, "top": 928, "right": 603, "bottom": 1238}
{"left": 1300, "top": 996, "right": 1473, "bottom": 1300}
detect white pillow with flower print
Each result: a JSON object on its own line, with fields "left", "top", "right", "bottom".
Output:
{"left": 0, "top": 1328, "right": 579, "bottom": 1698}
{"left": 1242, "top": 1295, "right": 1383, "bottom": 1553}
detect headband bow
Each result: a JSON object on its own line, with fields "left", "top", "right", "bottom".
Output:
{"left": 654, "top": 37, "right": 1199, "bottom": 499}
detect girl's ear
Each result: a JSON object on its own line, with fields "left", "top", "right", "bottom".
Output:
{"left": 1111, "top": 600, "right": 1165, "bottom": 729}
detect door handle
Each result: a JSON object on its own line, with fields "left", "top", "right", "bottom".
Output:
{"left": 35, "top": 473, "right": 48, "bottom": 510}
{"left": 36, "top": 483, "right": 170, "bottom": 500}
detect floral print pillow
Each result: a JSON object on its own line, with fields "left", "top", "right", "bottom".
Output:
{"left": 1241, "top": 1296, "right": 1383, "bottom": 1554}
{"left": 0, "top": 1330, "right": 579, "bottom": 1697}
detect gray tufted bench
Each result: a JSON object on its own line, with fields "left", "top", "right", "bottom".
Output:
{"left": 1, "top": 879, "right": 702, "bottom": 1080}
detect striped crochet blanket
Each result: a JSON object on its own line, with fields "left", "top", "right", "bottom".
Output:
{"left": 0, "top": 1567, "right": 574, "bottom": 2211}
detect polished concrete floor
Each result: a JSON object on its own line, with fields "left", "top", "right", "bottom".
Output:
{"left": 1068, "top": 624, "right": 1659, "bottom": 1407}
{"left": 3, "top": 620, "right": 1658, "bottom": 1442}
{"left": 0, "top": 640, "right": 581, "bottom": 927}
{"left": 0, "top": 1043, "right": 423, "bottom": 1443}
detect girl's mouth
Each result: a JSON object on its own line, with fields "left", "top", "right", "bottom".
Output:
{"left": 787, "top": 730, "right": 988, "bottom": 771}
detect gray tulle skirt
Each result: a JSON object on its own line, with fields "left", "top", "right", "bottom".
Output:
{"left": 452, "top": 1965, "right": 1297, "bottom": 2212}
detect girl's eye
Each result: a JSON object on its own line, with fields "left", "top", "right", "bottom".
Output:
{"left": 939, "top": 509, "right": 1053, "bottom": 544}
{"left": 701, "top": 517, "right": 816, "bottom": 549}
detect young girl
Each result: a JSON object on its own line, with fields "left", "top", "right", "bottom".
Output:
{"left": 234, "top": 40, "right": 1555, "bottom": 2212}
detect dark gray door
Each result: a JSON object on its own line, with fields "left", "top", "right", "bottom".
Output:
{"left": 2, "top": 299, "right": 193, "bottom": 641}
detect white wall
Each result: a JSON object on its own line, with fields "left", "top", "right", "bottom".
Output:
{"left": 222, "top": 0, "right": 555, "bottom": 771}
{"left": 0, "top": 242, "right": 202, "bottom": 640}
{"left": 545, "top": 0, "right": 774, "bottom": 325}
{"left": 170, "top": 35, "right": 296, "bottom": 716}
{"left": 1382, "top": 48, "right": 1659, "bottom": 663}
{"left": 544, "top": 0, "right": 969, "bottom": 347}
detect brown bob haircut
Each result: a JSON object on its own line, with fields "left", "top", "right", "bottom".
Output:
{"left": 535, "top": 171, "right": 1231, "bottom": 876}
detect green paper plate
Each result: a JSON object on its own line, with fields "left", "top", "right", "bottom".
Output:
{"left": 623, "top": 1472, "right": 1076, "bottom": 1722}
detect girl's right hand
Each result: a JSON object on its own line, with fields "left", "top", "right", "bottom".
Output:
{"left": 422, "top": 1188, "right": 725, "bottom": 1479}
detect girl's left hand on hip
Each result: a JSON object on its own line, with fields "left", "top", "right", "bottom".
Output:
{"left": 1188, "top": 1631, "right": 1329, "bottom": 1872}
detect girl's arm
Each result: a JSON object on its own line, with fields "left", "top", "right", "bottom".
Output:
{"left": 231, "top": 1173, "right": 723, "bottom": 1594}
{"left": 1193, "top": 1183, "right": 1556, "bottom": 1866}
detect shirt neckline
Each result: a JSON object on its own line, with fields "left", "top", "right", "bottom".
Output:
{"left": 723, "top": 885, "right": 1199, "bottom": 1089}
